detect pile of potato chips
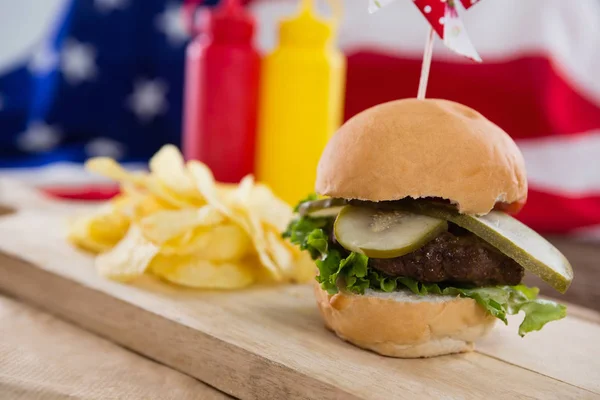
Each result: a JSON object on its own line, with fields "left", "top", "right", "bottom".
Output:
{"left": 68, "top": 145, "right": 314, "bottom": 289}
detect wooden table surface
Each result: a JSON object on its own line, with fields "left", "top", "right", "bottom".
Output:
{"left": 0, "top": 293, "right": 228, "bottom": 400}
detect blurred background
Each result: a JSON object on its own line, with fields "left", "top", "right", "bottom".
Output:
{"left": 0, "top": 0, "right": 598, "bottom": 305}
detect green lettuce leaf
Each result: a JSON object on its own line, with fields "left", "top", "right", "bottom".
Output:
{"left": 306, "top": 229, "right": 329, "bottom": 258}
{"left": 443, "top": 286, "right": 566, "bottom": 335}
{"left": 315, "top": 249, "right": 342, "bottom": 294}
{"left": 282, "top": 214, "right": 333, "bottom": 260}
{"left": 334, "top": 252, "right": 370, "bottom": 294}
{"left": 283, "top": 201, "right": 567, "bottom": 336}
{"left": 515, "top": 299, "right": 566, "bottom": 336}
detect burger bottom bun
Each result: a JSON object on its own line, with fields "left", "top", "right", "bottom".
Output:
{"left": 313, "top": 282, "right": 496, "bottom": 358}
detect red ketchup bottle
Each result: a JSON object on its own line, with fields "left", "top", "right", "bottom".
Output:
{"left": 183, "top": 0, "right": 260, "bottom": 183}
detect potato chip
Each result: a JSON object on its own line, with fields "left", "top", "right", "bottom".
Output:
{"left": 85, "top": 157, "right": 147, "bottom": 184}
{"left": 67, "top": 204, "right": 129, "bottom": 254}
{"left": 216, "top": 183, "right": 237, "bottom": 197}
{"left": 150, "top": 255, "right": 254, "bottom": 289}
{"left": 89, "top": 209, "right": 130, "bottom": 243}
{"left": 233, "top": 175, "right": 254, "bottom": 204}
{"left": 145, "top": 179, "right": 195, "bottom": 209}
{"left": 117, "top": 185, "right": 174, "bottom": 221}
{"left": 133, "top": 195, "right": 171, "bottom": 220}
{"left": 228, "top": 204, "right": 283, "bottom": 279}
{"left": 188, "top": 161, "right": 281, "bottom": 280}
{"left": 226, "top": 176, "right": 298, "bottom": 278}
{"left": 188, "top": 163, "right": 299, "bottom": 281}
{"left": 149, "top": 145, "right": 202, "bottom": 204}
{"left": 68, "top": 217, "right": 114, "bottom": 254}
{"left": 70, "top": 146, "right": 309, "bottom": 289}
{"left": 246, "top": 183, "right": 293, "bottom": 232}
{"left": 233, "top": 203, "right": 279, "bottom": 270}
{"left": 86, "top": 157, "right": 193, "bottom": 209}
{"left": 187, "top": 161, "right": 231, "bottom": 215}
{"left": 291, "top": 251, "right": 317, "bottom": 284}
{"left": 265, "top": 226, "right": 295, "bottom": 275}
{"left": 139, "top": 205, "right": 225, "bottom": 244}
{"left": 95, "top": 225, "right": 159, "bottom": 281}
{"left": 230, "top": 182, "right": 297, "bottom": 278}
{"left": 160, "top": 223, "right": 251, "bottom": 260}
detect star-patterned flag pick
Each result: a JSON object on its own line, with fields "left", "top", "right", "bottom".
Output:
{"left": 369, "top": 0, "right": 482, "bottom": 61}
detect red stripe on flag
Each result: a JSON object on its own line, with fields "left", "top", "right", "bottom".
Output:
{"left": 345, "top": 51, "right": 600, "bottom": 139}
{"left": 517, "top": 188, "right": 600, "bottom": 234}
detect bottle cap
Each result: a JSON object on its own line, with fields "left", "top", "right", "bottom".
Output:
{"left": 279, "top": 0, "right": 333, "bottom": 47}
{"left": 199, "top": 0, "right": 256, "bottom": 43}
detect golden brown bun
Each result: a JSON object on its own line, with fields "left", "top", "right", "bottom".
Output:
{"left": 315, "top": 99, "right": 527, "bottom": 215}
{"left": 314, "top": 282, "right": 496, "bottom": 358}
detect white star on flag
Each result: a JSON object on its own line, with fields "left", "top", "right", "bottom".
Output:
{"left": 85, "top": 137, "right": 126, "bottom": 159}
{"left": 127, "top": 78, "right": 169, "bottom": 122}
{"left": 95, "top": 0, "right": 129, "bottom": 13}
{"left": 61, "top": 39, "right": 98, "bottom": 85}
{"left": 155, "top": 2, "right": 190, "bottom": 46}
{"left": 28, "top": 44, "right": 59, "bottom": 76}
{"left": 16, "top": 122, "right": 62, "bottom": 153}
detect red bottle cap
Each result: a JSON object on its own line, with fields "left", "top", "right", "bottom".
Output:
{"left": 198, "top": 0, "right": 256, "bottom": 43}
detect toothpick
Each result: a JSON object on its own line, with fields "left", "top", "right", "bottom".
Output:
{"left": 417, "top": 27, "right": 435, "bottom": 100}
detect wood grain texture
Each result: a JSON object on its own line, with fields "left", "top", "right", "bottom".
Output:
{"left": 561, "top": 301, "right": 600, "bottom": 325}
{"left": 0, "top": 294, "right": 229, "bottom": 400}
{"left": 478, "top": 312, "right": 600, "bottom": 393}
{"left": 0, "top": 210, "right": 598, "bottom": 400}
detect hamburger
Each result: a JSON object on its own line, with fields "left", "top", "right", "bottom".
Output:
{"left": 284, "top": 98, "right": 573, "bottom": 358}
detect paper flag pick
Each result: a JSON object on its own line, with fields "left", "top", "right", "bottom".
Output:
{"left": 369, "top": 0, "right": 483, "bottom": 62}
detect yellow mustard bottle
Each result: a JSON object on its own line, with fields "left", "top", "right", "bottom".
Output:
{"left": 256, "top": 0, "right": 345, "bottom": 205}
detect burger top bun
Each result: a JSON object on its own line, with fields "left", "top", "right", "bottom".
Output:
{"left": 315, "top": 99, "right": 527, "bottom": 215}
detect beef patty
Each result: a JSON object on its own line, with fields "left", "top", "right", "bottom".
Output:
{"left": 368, "top": 231, "right": 524, "bottom": 286}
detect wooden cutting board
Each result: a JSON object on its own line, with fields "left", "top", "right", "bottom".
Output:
{"left": 0, "top": 185, "right": 599, "bottom": 399}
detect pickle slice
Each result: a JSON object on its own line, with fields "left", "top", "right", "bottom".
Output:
{"left": 308, "top": 206, "right": 345, "bottom": 218}
{"left": 333, "top": 205, "right": 448, "bottom": 258}
{"left": 298, "top": 198, "right": 348, "bottom": 217}
{"left": 398, "top": 201, "right": 574, "bottom": 293}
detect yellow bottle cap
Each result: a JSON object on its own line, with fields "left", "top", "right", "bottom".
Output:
{"left": 279, "top": 0, "right": 333, "bottom": 47}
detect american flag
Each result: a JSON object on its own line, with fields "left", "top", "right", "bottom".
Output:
{"left": 1, "top": 0, "right": 599, "bottom": 239}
